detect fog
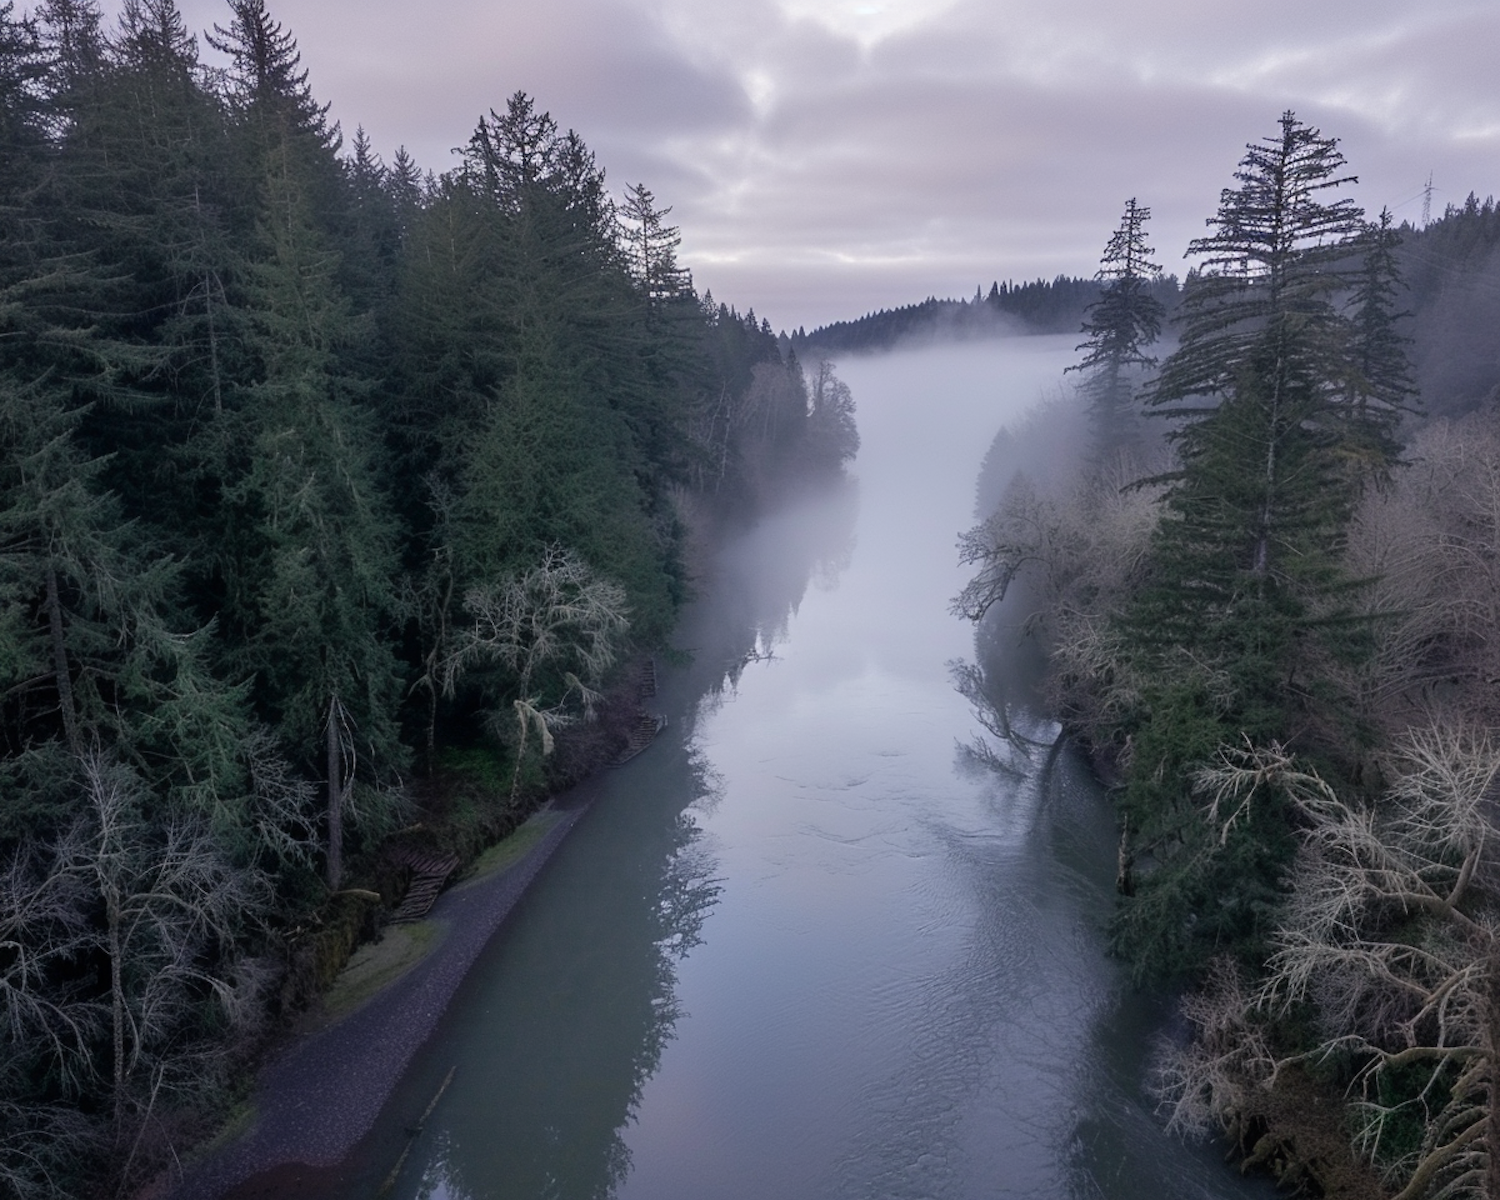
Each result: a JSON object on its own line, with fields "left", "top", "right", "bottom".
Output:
{"left": 330, "top": 338, "right": 1274, "bottom": 1200}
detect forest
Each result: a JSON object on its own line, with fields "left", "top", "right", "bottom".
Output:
{"left": 0, "top": 0, "right": 860, "bottom": 1195}
{"left": 959, "top": 115, "right": 1500, "bottom": 1198}
{"left": 793, "top": 272, "right": 1183, "bottom": 354}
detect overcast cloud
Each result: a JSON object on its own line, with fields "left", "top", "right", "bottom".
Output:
{"left": 152, "top": 0, "right": 1500, "bottom": 329}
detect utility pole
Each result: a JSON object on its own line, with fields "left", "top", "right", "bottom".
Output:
{"left": 1422, "top": 173, "right": 1433, "bottom": 229}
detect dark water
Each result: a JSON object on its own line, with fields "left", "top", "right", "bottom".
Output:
{"left": 335, "top": 341, "right": 1271, "bottom": 1200}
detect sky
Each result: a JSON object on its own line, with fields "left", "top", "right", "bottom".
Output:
{"left": 148, "top": 0, "right": 1500, "bottom": 331}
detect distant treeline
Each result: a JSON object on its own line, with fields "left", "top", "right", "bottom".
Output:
{"left": 1399, "top": 192, "right": 1500, "bottom": 414}
{"left": 793, "top": 275, "right": 1183, "bottom": 354}
{"left": 0, "top": 1, "right": 858, "bottom": 1195}
{"left": 798, "top": 196, "right": 1500, "bottom": 413}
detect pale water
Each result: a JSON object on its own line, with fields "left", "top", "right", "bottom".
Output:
{"left": 336, "top": 339, "right": 1270, "bottom": 1200}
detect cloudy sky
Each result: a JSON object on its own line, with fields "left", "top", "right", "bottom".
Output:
{"left": 157, "top": 0, "right": 1499, "bottom": 330}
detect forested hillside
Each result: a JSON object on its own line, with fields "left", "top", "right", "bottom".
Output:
{"left": 959, "top": 115, "right": 1500, "bottom": 1198}
{"left": 793, "top": 274, "right": 1182, "bottom": 354}
{"left": 0, "top": 1, "right": 858, "bottom": 1195}
{"left": 1399, "top": 194, "right": 1500, "bottom": 415}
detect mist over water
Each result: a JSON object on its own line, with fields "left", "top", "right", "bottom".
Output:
{"left": 338, "top": 338, "right": 1272, "bottom": 1200}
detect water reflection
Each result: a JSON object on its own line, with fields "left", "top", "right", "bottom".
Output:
{"left": 947, "top": 546, "right": 1275, "bottom": 1198}
{"left": 389, "top": 751, "right": 726, "bottom": 1200}
{"left": 697, "top": 473, "right": 859, "bottom": 710}
{"left": 332, "top": 342, "right": 1276, "bottom": 1200}
{"left": 341, "top": 476, "right": 860, "bottom": 1200}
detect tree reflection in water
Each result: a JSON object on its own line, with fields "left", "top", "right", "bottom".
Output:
{"left": 356, "top": 476, "right": 859, "bottom": 1200}
{"left": 402, "top": 754, "right": 725, "bottom": 1200}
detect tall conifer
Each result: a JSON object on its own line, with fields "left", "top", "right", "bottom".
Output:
{"left": 1114, "top": 113, "right": 1378, "bottom": 979}
{"left": 1068, "top": 197, "right": 1163, "bottom": 460}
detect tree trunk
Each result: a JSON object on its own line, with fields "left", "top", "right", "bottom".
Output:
{"left": 508, "top": 708, "right": 529, "bottom": 810}
{"left": 45, "top": 567, "right": 82, "bottom": 753}
{"left": 109, "top": 896, "right": 126, "bottom": 1135}
{"left": 1116, "top": 822, "right": 1135, "bottom": 896}
{"left": 1487, "top": 944, "right": 1500, "bottom": 1199}
{"left": 326, "top": 693, "right": 343, "bottom": 891}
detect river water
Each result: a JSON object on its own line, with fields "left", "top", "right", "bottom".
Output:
{"left": 335, "top": 339, "right": 1271, "bottom": 1200}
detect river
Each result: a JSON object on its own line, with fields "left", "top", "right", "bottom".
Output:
{"left": 332, "top": 338, "right": 1272, "bottom": 1200}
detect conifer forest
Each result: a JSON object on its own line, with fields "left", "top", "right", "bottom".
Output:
{"left": 0, "top": 1, "right": 859, "bottom": 1194}
{"left": 959, "top": 113, "right": 1500, "bottom": 1198}
{"left": 4, "top": 0, "right": 1500, "bottom": 1196}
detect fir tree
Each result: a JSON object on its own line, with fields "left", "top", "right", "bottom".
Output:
{"left": 1068, "top": 197, "right": 1163, "bottom": 460}
{"left": 1114, "top": 113, "right": 1377, "bottom": 979}
{"left": 1344, "top": 207, "right": 1417, "bottom": 476}
{"left": 216, "top": 149, "right": 406, "bottom": 888}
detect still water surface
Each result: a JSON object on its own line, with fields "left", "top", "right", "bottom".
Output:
{"left": 342, "top": 340, "right": 1271, "bottom": 1199}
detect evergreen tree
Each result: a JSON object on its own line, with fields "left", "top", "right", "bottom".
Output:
{"left": 1150, "top": 112, "right": 1365, "bottom": 421}
{"left": 619, "top": 182, "right": 690, "bottom": 310}
{"left": 207, "top": 0, "right": 343, "bottom": 236}
{"left": 338, "top": 124, "right": 402, "bottom": 315}
{"left": 1068, "top": 198, "right": 1163, "bottom": 460}
{"left": 0, "top": 5, "right": 47, "bottom": 194}
{"left": 215, "top": 147, "right": 406, "bottom": 888}
{"left": 1114, "top": 113, "right": 1378, "bottom": 979}
{"left": 54, "top": 0, "right": 246, "bottom": 527}
{"left": 0, "top": 372, "right": 299, "bottom": 866}
{"left": 208, "top": 0, "right": 330, "bottom": 143}
{"left": 617, "top": 181, "right": 701, "bottom": 486}
{"left": 34, "top": 0, "right": 103, "bottom": 125}
{"left": 1344, "top": 207, "right": 1417, "bottom": 475}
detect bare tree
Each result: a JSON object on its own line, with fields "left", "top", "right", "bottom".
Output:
{"left": 1181, "top": 731, "right": 1500, "bottom": 1199}
{"left": 0, "top": 824, "right": 106, "bottom": 1199}
{"left": 0, "top": 747, "right": 275, "bottom": 1194}
{"left": 1330, "top": 416, "right": 1500, "bottom": 734}
{"left": 442, "top": 547, "right": 630, "bottom": 805}
{"left": 1154, "top": 957, "right": 1276, "bottom": 1141}
{"left": 74, "top": 749, "right": 273, "bottom": 1140}
{"left": 953, "top": 443, "right": 1165, "bottom": 742}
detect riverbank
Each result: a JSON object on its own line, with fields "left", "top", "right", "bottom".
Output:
{"left": 158, "top": 795, "right": 595, "bottom": 1200}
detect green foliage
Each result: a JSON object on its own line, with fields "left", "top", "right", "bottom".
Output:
{"left": 0, "top": 7, "right": 834, "bottom": 1185}
{"left": 1112, "top": 681, "right": 1294, "bottom": 980}
{"left": 0, "top": 10, "right": 839, "bottom": 1191}
{"left": 1100, "top": 114, "right": 1404, "bottom": 978}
